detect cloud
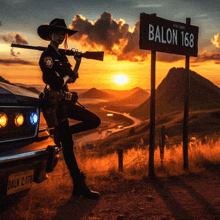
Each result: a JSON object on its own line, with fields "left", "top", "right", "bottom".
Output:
{"left": 192, "top": 52, "right": 220, "bottom": 64}
{"left": 157, "top": 53, "right": 184, "bottom": 63}
{"left": 10, "top": 48, "right": 16, "bottom": 57}
{"left": 69, "top": 12, "right": 149, "bottom": 62}
{"left": 211, "top": 33, "right": 220, "bottom": 48}
{"left": 191, "top": 34, "right": 220, "bottom": 64}
{"left": 133, "top": 4, "right": 162, "bottom": 8}
{"left": 194, "top": 14, "right": 208, "bottom": 18}
{"left": 69, "top": 12, "right": 201, "bottom": 63}
{"left": 174, "top": 12, "right": 186, "bottom": 19}
{"left": 1, "top": 33, "right": 28, "bottom": 45}
{"left": 0, "top": 58, "right": 37, "bottom": 66}
{"left": 191, "top": 64, "right": 200, "bottom": 67}
{"left": 1, "top": 33, "right": 28, "bottom": 57}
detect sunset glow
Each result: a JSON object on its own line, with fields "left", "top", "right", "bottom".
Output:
{"left": 0, "top": 2, "right": 220, "bottom": 90}
{"left": 114, "top": 74, "right": 128, "bottom": 85}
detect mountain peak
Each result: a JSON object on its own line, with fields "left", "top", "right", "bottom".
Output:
{"left": 79, "top": 87, "right": 115, "bottom": 99}
{"left": 131, "top": 68, "right": 220, "bottom": 120}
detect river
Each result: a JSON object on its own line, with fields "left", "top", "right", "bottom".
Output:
{"left": 74, "top": 107, "right": 142, "bottom": 148}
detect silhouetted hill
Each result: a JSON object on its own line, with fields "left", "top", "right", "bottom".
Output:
{"left": 130, "top": 67, "right": 220, "bottom": 120}
{"left": 0, "top": 76, "right": 12, "bottom": 85}
{"left": 102, "top": 87, "right": 145, "bottom": 99}
{"left": 79, "top": 88, "right": 116, "bottom": 99}
{"left": 111, "top": 88, "right": 150, "bottom": 106}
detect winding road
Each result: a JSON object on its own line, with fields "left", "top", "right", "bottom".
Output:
{"left": 74, "top": 107, "right": 142, "bottom": 147}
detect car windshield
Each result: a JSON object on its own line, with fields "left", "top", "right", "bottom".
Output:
{"left": 0, "top": 83, "right": 39, "bottom": 98}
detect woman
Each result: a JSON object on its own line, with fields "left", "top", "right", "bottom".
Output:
{"left": 38, "top": 18, "right": 101, "bottom": 199}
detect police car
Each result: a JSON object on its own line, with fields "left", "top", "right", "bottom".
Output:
{"left": 0, "top": 82, "right": 59, "bottom": 198}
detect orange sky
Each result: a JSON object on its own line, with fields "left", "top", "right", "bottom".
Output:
{"left": 1, "top": 47, "right": 220, "bottom": 90}
{"left": 1, "top": 12, "right": 220, "bottom": 90}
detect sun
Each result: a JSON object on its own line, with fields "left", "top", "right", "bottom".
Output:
{"left": 114, "top": 74, "right": 128, "bottom": 85}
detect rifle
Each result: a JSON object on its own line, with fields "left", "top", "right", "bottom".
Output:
{"left": 11, "top": 43, "right": 104, "bottom": 61}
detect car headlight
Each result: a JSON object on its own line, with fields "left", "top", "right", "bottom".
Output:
{"left": 0, "top": 113, "right": 8, "bottom": 128}
{"left": 30, "top": 112, "right": 39, "bottom": 125}
{"left": 14, "top": 113, "right": 24, "bottom": 127}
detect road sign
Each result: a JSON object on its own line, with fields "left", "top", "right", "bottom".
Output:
{"left": 140, "top": 13, "right": 199, "bottom": 176}
{"left": 140, "top": 13, "right": 199, "bottom": 57}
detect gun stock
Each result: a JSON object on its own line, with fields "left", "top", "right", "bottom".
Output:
{"left": 82, "top": 51, "right": 104, "bottom": 61}
{"left": 11, "top": 43, "right": 104, "bottom": 61}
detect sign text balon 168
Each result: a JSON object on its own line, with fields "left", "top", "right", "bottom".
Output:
{"left": 139, "top": 13, "right": 199, "bottom": 57}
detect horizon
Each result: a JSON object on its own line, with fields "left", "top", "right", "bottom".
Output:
{"left": 9, "top": 67, "right": 220, "bottom": 91}
{"left": 1, "top": 1, "right": 220, "bottom": 90}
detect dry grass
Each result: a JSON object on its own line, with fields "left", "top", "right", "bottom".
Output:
{"left": 3, "top": 108, "right": 220, "bottom": 219}
{"left": 3, "top": 135, "right": 220, "bottom": 220}
{"left": 74, "top": 134, "right": 220, "bottom": 180}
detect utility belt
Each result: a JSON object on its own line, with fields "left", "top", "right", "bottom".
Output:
{"left": 40, "top": 86, "right": 78, "bottom": 128}
{"left": 59, "top": 90, "right": 74, "bottom": 101}
{"left": 40, "top": 87, "right": 78, "bottom": 104}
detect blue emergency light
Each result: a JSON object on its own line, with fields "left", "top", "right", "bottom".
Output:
{"left": 30, "top": 112, "right": 39, "bottom": 125}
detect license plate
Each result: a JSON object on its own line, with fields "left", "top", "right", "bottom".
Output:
{"left": 7, "top": 170, "right": 34, "bottom": 195}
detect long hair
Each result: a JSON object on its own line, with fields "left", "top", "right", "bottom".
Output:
{"left": 64, "top": 34, "right": 68, "bottom": 51}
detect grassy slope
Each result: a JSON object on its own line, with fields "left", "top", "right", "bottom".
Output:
{"left": 93, "top": 109, "right": 220, "bottom": 156}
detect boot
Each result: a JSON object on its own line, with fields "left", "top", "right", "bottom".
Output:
{"left": 72, "top": 172, "right": 100, "bottom": 199}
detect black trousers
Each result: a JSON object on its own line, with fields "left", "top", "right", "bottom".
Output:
{"left": 55, "top": 100, "right": 101, "bottom": 179}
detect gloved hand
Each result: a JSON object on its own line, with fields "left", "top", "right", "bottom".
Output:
{"left": 71, "top": 92, "right": 78, "bottom": 104}
{"left": 67, "top": 76, "right": 76, "bottom": 84}
{"left": 74, "top": 51, "right": 82, "bottom": 63}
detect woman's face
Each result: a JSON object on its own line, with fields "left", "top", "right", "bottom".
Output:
{"left": 50, "top": 30, "right": 66, "bottom": 45}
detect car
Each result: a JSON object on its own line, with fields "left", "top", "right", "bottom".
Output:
{"left": 117, "top": 125, "right": 124, "bottom": 129}
{"left": 0, "top": 82, "right": 59, "bottom": 199}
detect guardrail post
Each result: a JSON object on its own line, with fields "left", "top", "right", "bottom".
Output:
{"left": 117, "top": 149, "right": 123, "bottom": 172}
{"left": 160, "top": 126, "right": 165, "bottom": 167}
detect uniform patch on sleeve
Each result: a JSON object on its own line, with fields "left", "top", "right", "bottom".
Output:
{"left": 44, "top": 56, "right": 53, "bottom": 68}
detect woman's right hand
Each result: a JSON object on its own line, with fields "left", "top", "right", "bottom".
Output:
{"left": 67, "top": 76, "right": 76, "bottom": 84}
{"left": 74, "top": 51, "right": 82, "bottom": 63}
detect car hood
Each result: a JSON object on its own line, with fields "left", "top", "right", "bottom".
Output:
{"left": 0, "top": 82, "right": 41, "bottom": 106}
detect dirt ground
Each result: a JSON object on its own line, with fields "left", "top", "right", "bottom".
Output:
{"left": 1, "top": 166, "right": 220, "bottom": 220}
{"left": 2, "top": 106, "right": 220, "bottom": 220}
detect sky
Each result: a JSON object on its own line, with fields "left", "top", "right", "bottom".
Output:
{"left": 0, "top": 0, "right": 220, "bottom": 90}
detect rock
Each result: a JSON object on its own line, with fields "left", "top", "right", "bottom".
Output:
{"left": 117, "top": 215, "right": 127, "bottom": 220}
{"left": 146, "top": 195, "right": 155, "bottom": 201}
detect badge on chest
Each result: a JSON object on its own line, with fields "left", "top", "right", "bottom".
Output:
{"left": 44, "top": 56, "right": 53, "bottom": 68}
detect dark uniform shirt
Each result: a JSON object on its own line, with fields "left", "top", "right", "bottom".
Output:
{"left": 39, "top": 45, "right": 77, "bottom": 91}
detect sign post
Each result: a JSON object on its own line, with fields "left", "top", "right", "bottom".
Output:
{"left": 183, "top": 18, "right": 191, "bottom": 171}
{"left": 149, "top": 49, "right": 156, "bottom": 177}
{"left": 140, "top": 13, "right": 199, "bottom": 176}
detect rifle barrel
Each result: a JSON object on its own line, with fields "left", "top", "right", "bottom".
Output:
{"left": 11, "top": 43, "right": 46, "bottom": 51}
{"left": 11, "top": 43, "right": 104, "bottom": 61}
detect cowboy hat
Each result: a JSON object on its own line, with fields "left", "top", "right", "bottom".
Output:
{"left": 37, "top": 18, "right": 78, "bottom": 40}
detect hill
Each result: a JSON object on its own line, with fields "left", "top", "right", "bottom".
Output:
{"left": 79, "top": 87, "right": 116, "bottom": 100}
{"left": 102, "top": 87, "right": 147, "bottom": 99}
{"left": 105, "top": 88, "right": 150, "bottom": 109}
{"left": 0, "top": 76, "right": 12, "bottom": 85}
{"left": 113, "top": 88, "right": 150, "bottom": 106}
{"left": 130, "top": 67, "right": 220, "bottom": 120}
